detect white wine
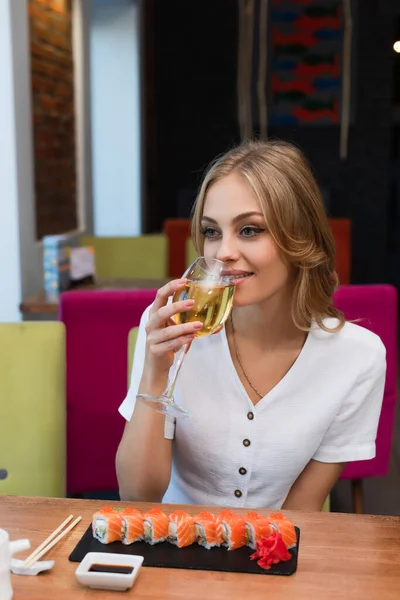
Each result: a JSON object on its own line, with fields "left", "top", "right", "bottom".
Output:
{"left": 173, "top": 282, "right": 235, "bottom": 337}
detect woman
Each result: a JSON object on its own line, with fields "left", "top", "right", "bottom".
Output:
{"left": 116, "top": 140, "right": 386, "bottom": 510}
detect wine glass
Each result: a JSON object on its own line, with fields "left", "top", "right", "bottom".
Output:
{"left": 137, "top": 257, "right": 235, "bottom": 418}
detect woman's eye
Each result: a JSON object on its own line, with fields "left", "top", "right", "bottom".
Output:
{"left": 240, "top": 226, "right": 264, "bottom": 237}
{"left": 202, "top": 227, "right": 220, "bottom": 239}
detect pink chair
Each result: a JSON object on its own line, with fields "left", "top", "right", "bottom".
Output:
{"left": 59, "top": 289, "right": 157, "bottom": 497}
{"left": 60, "top": 285, "right": 397, "bottom": 509}
{"left": 333, "top": 284, "right": 398, "bottom": 512}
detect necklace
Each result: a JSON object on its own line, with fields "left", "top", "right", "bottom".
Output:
{"left": 230, "top": 313, "right": 264, "bottom": 399}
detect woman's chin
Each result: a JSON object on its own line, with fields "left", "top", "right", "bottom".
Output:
{"left": 232, "top": 289, "right": 254, "bottom": 308}
{"left": 232, "top": 275, "right": 255, "bottom": 302}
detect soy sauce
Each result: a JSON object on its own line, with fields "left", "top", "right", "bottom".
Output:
{"left": 89, "top": 563, "right": 134, "bottom": 575}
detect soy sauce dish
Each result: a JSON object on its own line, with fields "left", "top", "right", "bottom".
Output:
{"left": 75, "top": 552, "right": 144, "bottom": 591}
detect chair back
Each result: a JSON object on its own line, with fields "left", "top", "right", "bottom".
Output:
{"left": 128, "top": 327, "right": 139, "bottom": 387}
{"left": 329, "top": 218, "right": 351, "bottom": 285}
{"left": 0, "top": 322, "right": 66, "bottom": 497}
{"left": 186, "top": 238, "right": 198, "bottom": 268}
{"left": 59, "top": 289, "right": 157, "bottom": 496}
{"left": 125, "top": 284, "right": 398, "bottom": 489}
{"left": 163, "top": 219, "right": 191, "bottom": 278}
{"left": 333, "top": 284, "right": 398, "bottom": 480}
{"left": 80, "top": 235, "right": 167, "bottom": 279}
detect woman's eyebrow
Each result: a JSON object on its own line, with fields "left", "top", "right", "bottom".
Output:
{"left": 201, "top": 211, "right": 264, "bottom": 225}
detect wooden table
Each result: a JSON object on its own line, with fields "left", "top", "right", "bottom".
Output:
{"left": 19, "top": 278, "right": 170, "bottom": 316}
{"left": 2, "top": 496, "right": 400, "bottom": 599}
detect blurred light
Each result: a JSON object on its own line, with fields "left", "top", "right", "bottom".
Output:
{"left": 394, "top": 41, "right": 400, "bottom": 53}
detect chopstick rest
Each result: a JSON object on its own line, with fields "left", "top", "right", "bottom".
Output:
{"left": 10, "top": 558, "right": 55, "bottom": 576}
{"left": 14, "top": 514, "right": 83, "bottom": 576}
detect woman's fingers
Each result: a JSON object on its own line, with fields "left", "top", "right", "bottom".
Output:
{"left": 144, "top": 278, "right": 203, "bottom": 359}
{"left": 157, "top": 300, "right": 195, "bottom": 325}
{"left": 146, "top": 299, "right": 197, "bottom": 333}
{"left": 148, "top": 334, "right": 196, "bottom": 356}
{"left": 148, "top": 321, "right": 203, "bottom": 346}
{"left": 151, "top": 278, "right": 187, "bottom": 313}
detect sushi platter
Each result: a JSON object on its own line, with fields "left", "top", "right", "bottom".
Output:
{"left": 69, "top": 506, "right": 300, "bottom": 576}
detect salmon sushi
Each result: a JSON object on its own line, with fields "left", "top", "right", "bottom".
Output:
{"left": 121, "top": 507, "right": 144, "bottom": 545}
{"left": 143, "top": 508, "right": 169, "bottom": 544}
{"left": 92, "top": 506, "right": 123, "bottom": 544}
{"left": 168, "top": 510, "right": 196, "bottom": 548}
{"left": 219, "top": 509, "right": 247, "bottom": 550}
{"left": 244, "top": 512, "right": 274, "bottom": 549}
{"left": 269, "top": 512, "right": 297, "bottom": 549}
{"left": 193, "top": 511, "right": 224, "bottom": 549}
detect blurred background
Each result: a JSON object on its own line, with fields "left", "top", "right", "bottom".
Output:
{"left": 0, "top": 0, "right": 399, "bottom": 515}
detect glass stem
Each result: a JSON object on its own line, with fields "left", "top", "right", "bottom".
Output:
{"left": 162, "top": 343, "right": 190, "bottom": 400}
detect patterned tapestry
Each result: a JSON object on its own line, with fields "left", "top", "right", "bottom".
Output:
{"left": 270, "top": 0, "right": 343, "bottom": 125}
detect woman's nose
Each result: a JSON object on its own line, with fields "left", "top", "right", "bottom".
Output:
{"left": 214, "top": 235, "right": 240, "bottom": 263}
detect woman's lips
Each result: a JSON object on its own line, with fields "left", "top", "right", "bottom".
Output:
{"left": 222, "top": 270, "right": 253, "bottom": 277}
{"left": 234, "top": 274, "right": 253, "bottom": 285}
{"left": 224, "top": 272, "right": 254, "bottom": 285}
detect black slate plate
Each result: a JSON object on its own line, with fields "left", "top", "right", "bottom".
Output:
{"left": 69, "top": 525, "right": 300, "bottom": 576}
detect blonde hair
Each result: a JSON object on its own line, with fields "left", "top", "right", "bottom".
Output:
{"left": 191, "top": 139, "right": 345, "bottom": 333}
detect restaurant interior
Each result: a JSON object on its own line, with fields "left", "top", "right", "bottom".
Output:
{"left": 1, "top": 0, "right": 400, "bottom": 598}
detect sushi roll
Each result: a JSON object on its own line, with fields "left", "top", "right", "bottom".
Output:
{"left": 92, "top": 506, "right": 123, "bottom": 544}
{"left": 244, "top": 512, "right": 273, "bottom": 549}
{"left": 143, "top": 508, "right": 169, "bottom": 544}
{"left": 121, "top": 507, "right": 144, "bottom": 545}
{"left": 168, "top": 510, "right": 196, "bottom": 548}
{"left": 269, "top": 512, "right": 297, "bottom": 549}
{"left": 219, "top": 509, "right": 247, "bottom": 550}
{"left": 193, "top": 511, "right": 224, "bottom": 549}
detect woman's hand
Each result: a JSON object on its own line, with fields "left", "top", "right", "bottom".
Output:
{"left": 141, "top": 279, "right": 203, "bottom": 388}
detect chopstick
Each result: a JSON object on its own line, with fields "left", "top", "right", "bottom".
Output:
{"left": 23, "top": 515, "right": 82, "bottom": 568}
{"left": 22, "top": 514, "right": 74, "bottom": 567}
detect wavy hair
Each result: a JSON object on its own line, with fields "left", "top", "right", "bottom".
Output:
{"left": 191, "top": 139, "right": 344, "bottom": 333}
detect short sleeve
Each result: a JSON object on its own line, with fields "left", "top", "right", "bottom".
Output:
{"left": 118, "top": 305, "right": 176, "bottom": 440}
{"left": 313, "top": 341, "right": 387, "bottom": 463}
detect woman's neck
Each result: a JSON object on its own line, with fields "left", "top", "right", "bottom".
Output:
{"left": 231, "top": 289, "right": 304, "bottom": 351}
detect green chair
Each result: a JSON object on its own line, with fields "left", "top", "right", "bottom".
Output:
{"left": 0, "top": 322, "right": 66, "bottom": 497}
{"left": 322, "top": 496, "right": 330, "bottom": 512}
{"left": 127, "top": 327, "right": 139, "bottom": 386}
{"left": 80, "top": 235, "right": 168, "bottom": 279}
{"left": 186, "top": 238, "right": 198, "bottom": 268}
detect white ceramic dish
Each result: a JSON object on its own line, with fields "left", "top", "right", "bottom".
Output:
{"left": 75, "top": 552, "right": 144, "bottom": 591}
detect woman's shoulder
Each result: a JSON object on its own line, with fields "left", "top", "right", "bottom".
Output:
{"left": 310, "top": 317, "right": 386, "bottom": 362}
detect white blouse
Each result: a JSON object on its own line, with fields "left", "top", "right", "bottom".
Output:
{"left": 119, "top": 306, "right": 386, "bottom": 509}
